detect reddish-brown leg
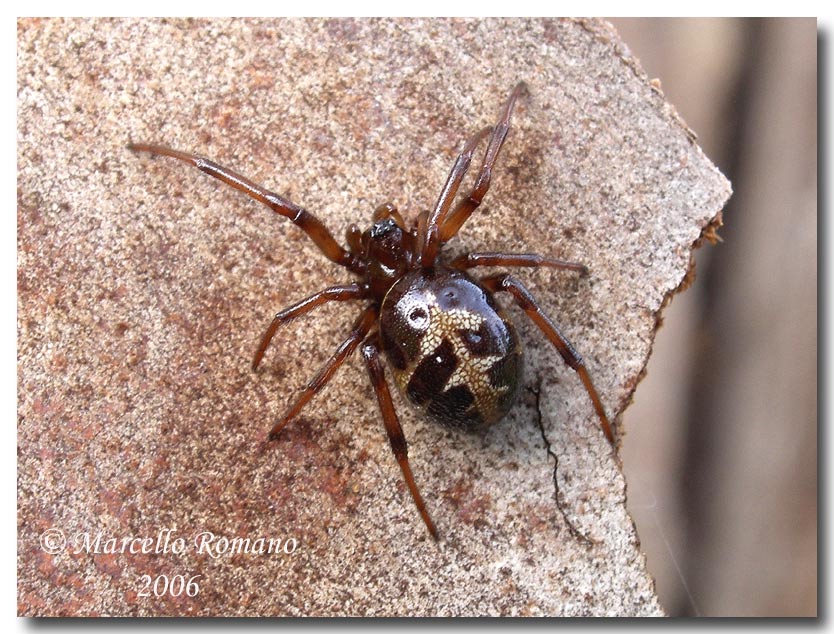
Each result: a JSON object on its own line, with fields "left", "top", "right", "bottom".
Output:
{"left": 268, "top": 306, "right": 377, "bottom": 440}
{"left": 480, "top": 273, "right": 615, "bottom": 445}
{"left": 438, "top": 82, "right": 527, "bottom": 243}
{"left": 417, "top": 126, "right": 492, "bottom": 268}
{"left": 361, "top": 334, "right": 439, "bottom": 540}
{"left": 128, "top": 143, "right": 364, "bottom": 274}
{"left": 449, "top": 251, "right": 588, "bottom": 276}
{"left": 253, "top": 283, "right": 370, "bottom": 371}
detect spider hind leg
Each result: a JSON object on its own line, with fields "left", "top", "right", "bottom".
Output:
{"left": 480, "top": 273, "right": 614, "bottom": 445}
{"left": 361, "top": 334, "right": 439, "bottom": 540}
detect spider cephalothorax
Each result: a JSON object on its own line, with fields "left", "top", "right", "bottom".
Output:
{"left": 129, "top": 82, "right": 614, "bottom": 541}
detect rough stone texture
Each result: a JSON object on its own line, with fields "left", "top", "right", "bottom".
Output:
{"left": 17, "top": 18, "right": 730, "bottom": 616}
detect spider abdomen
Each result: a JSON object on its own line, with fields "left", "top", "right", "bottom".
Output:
{"left": 379, "top": 267, "right": 522, "bottom": 431}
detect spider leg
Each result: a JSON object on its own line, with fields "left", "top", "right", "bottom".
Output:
{"left": 449, "top": 251, "right": 588, "bottom": 276}
{"left": 361, "top": 334, "right": 439, "bottom": 540}
{"left": 438, "top": 82, "right": 527, "bottom": 243}
{"left": 253, "top": 282, "right": 370, "bottom": 371}
{"left": 268, "top": 305, "right": 377, "bottom": 440}
{"left": 127, "top": 143, "right": 364, "bottom": 274}
{"left": 480, "top": 273, "right": 615, "bottom": 446}
{"left": 417, "top": 126, "right": 492, "bottom": 268}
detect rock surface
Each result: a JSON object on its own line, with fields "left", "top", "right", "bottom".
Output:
{"left": 17, "top": 18, "right": 729, "bottom": 616}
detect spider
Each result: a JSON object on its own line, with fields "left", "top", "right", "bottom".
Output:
{"left": 128, "top": 82, "right": 615, "bottom": 541}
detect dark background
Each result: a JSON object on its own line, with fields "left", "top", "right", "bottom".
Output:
{"left": 610, "top": 18, "right": 817, "bottom": 616}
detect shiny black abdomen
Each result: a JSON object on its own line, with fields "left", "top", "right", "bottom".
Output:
{"left": 379, "top": 266, "right": 522, "bottom": 431}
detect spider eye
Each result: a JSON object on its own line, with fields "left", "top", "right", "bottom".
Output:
{"left": 369, "top": 218, "right": 397, "bottom": 238}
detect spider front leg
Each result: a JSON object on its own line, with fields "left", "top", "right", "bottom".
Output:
{"left": 418, "top": 126, "right": 491, "bottom": 267}
{"left": 361, "top": 334, "right": 439, "bottom": 540}
{"left": 253, "top": 282, "right": 370, "bottom": 371}
{"left": 127, "top": 143, "right": 364, "bottom": 274}
{"left": 480, "top": 273, "right": 615, "bottom": 445}
{"left": 268, "top": 305, "right": 376, "bottom": 440}
{"left": 438, "top": 81, "right": 527, "bottom": 243}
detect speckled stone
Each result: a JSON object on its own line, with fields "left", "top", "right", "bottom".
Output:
{"left": 18, "top": 18, "right": 729, "bottom": 616}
